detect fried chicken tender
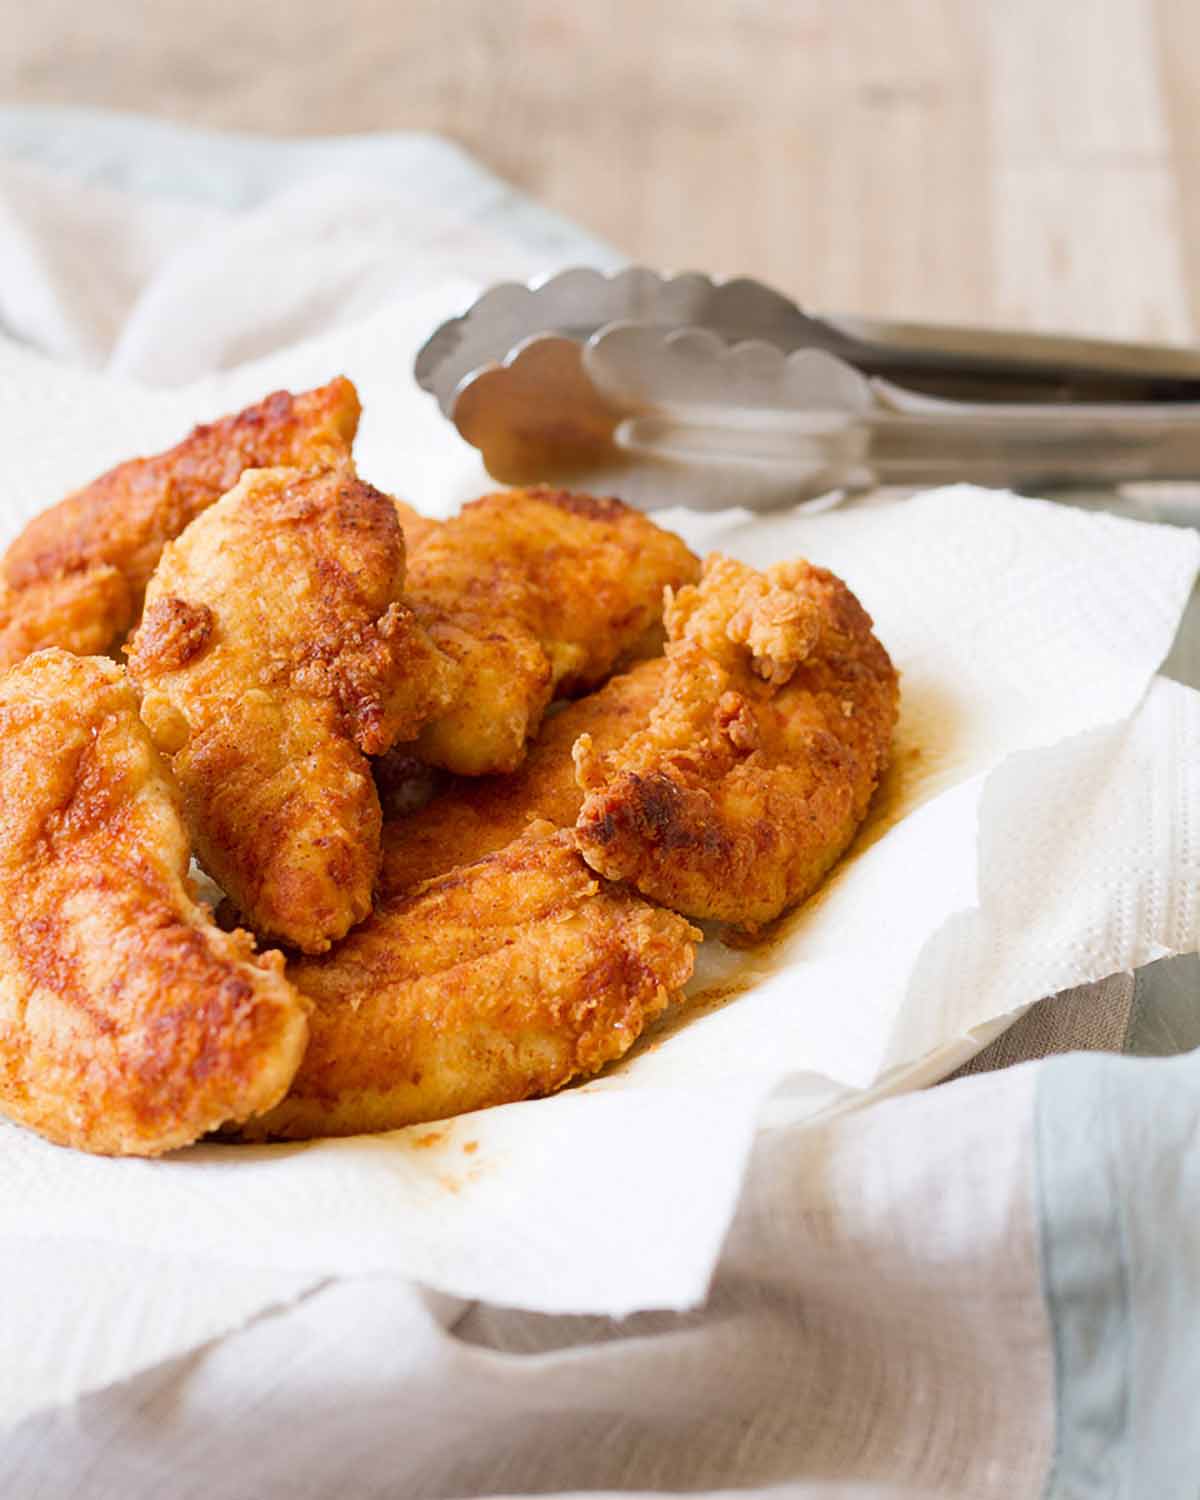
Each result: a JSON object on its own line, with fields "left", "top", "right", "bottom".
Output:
{"left": 240, "top": 825, "right": 699, "bottom": 1140}
{"left": 127, "top": 466, "right": 458, "bottom": 954}
{"left": 0, "top": 651, "right": 309, "bottom": 1156}
{"left": 406, "top": 487, "right": 698, "bottom": 775}
{"left": 0, "top": 378, "right": 360, "bottom": 669}
{"left": 380, "top": 657, "right": 668, "bottom": 896}
{"left": 574, "top": 554, "right": 900, "bottom": 932}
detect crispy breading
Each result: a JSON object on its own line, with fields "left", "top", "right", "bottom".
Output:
{"left": 0, "top": 377, "right": 360, "bottom": 669}
{"left": 391, "top": 498, "right": 442, "bottom": 553}
{"left": 574, "top": 554, "right": 900, "bottom": 931}
{"left": 405, "top": 487, "right": 698, "bottom": 775}
{"left": 0, "top": 564, "right": 133, "bottom": 665}
{"left": 126, "top": 466, "right": 458, "bottom": 954}
{"left": 379, "top": 657, "right": 667, "bottom": 896}
{"left": 240, "top": 826, "right": 699, "bottom": 1140}
{"left": 0, "top": 650, "right": 309, "bottom": 1157}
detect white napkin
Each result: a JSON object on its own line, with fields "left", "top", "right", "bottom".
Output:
{"left": 0, "top": 126, "right": 1198, "bottom": 1444}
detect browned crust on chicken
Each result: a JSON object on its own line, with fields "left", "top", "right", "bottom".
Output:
{"left": 127, "top": 466, "right": 458, "bottom": 954}
{"left": 391, "top": 498, "right": 443, "bottom": 554}
{"left": 404, "top": 486, "right": 698, "bottom": 775}
{"left": 574, "top": 554, "right": 900, "bottom": 931}
{"left": 0, "top": 650, "right": 309, "bottom": 1156}
{"left": 0, "top": 565, "right": 134, "bottom": 666}
{"left": 241, "top": 826, "right": 698, "bottom": 1140}
{"left": 0, "top": 378, "right": 361, "bottom": 670}
{"left": 379, "top": 656, "right": 668, "bottom": 897}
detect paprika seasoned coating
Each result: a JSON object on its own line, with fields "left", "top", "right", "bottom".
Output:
{"left": 127, "top": 465, "right": 458, "bottom": 954}
{"left": 405, "top": 487, "right": 698, "bottom": 775}
{"left": 0, "top": 651, "right": 309, "bottom": 1157}
{"left": 0, "top": 564, "right": 133, "bottom": 667}
{"left": 379, "top": 656, "right": 668, "bottom": 896}
{"left": 0, "top": 377, "right": 361, "bottom": 669}
{"left": 240, "top": 825, "right": 699, "bottom": 1141}
{"left": 574, "top": 554, "right": 899, "bottom": 932}
{"left": 391, "top": 497, "right": 443, "bottom": 553}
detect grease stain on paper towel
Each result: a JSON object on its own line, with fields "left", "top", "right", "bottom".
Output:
{"left": 402, "top": 1125, "right": 491, "bottom": 1194}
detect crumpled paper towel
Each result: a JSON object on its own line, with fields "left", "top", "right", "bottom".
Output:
{"left": 0, "top": 289, "right": 1198, "bottom": 1429}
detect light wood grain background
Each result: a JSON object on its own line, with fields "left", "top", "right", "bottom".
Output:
{"left": 6, "top": 0, "right": 1199, "bottom": 342}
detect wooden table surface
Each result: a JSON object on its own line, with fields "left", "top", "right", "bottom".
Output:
{"left": 6, "top": 0, "right": 1199, "bottom": 346}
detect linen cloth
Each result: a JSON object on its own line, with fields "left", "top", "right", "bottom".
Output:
{"left": 0, "top": 108, "right": 1196, "bottom": 1499}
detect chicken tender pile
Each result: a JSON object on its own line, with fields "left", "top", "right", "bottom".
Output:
{"left": 380, "top": 556, "right": 899, "bottom": 937}
{"left": 0, "top": 376, "right": 897, "bottom": 1157}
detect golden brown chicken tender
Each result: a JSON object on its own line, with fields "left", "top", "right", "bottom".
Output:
{"left": 379, "top": 656, "right": 668, "bottom": 896}
{"left": 406, "top": 487, "right": 698, "bottom": 775}
{"left": 0, "top": 377, "right": 360, "bottom": 670}
{"left": 240, "top": 825, "right": 699, "bottom": 1140}
{"left": 0, "top": 650, "right": 309, "bottom": 1157}
{"left": 574, "top": 554, "right": 899, "bottom": 932}
{"left": 126, "top": 465, "right": 458, "bottom": 955}
{"left": 0, "top": 564, "right": 133, "bottom": 666}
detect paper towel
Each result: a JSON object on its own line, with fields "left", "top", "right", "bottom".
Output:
{"left": 0, "top": 279, "right": 1198, "bottom": 1420}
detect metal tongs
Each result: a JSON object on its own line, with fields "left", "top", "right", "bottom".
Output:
{"left": 414, "top": 267, "right": 1200, "bottom": 512}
